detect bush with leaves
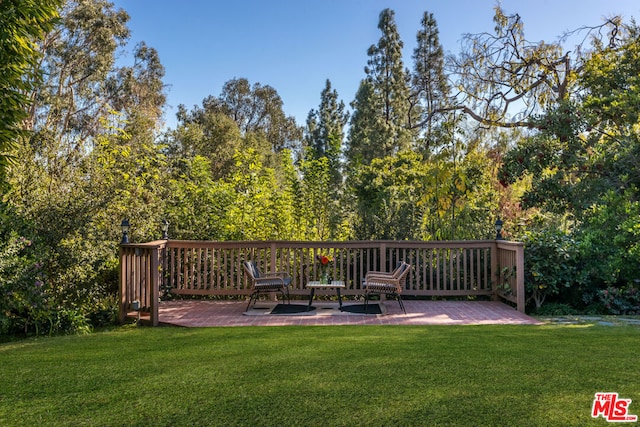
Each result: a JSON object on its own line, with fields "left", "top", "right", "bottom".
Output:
{"left": 597, "top": 285, "right": 640, "bottom": 315}
{"left": 0, "top": 232, "right": 50, "bottom": 335}
{"left": 575, "top": 192, "right": 640, "bottom": 288}
{"left": 523, "top": 225, "right": 587, "bottom": 311}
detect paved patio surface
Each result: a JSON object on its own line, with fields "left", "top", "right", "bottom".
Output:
{"left": 157, "top": 299, "right": 542, "bottom": 327}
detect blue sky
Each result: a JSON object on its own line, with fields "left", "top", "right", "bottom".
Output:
{"left": 111, "top": 0, "right": 640, "bottom": 129}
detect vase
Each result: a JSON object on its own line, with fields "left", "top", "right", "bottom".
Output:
{"left": 320, "top": 271, "right": 329, "bottom": 284}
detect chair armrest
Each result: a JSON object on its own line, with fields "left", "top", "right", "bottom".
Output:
{"left": 365, "top": 272, "right": 396, "bottom": 280}
{"left": 262, "top": 271, "right": 290, "bottom": 278}
{"left": 254, "top": 276, "right": 287, "bottom": 285}
{"left": 364, "top": 270, "right": 400, "bottom": 282}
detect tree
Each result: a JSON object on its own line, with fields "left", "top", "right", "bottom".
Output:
{"left": 410, "top": 11, "right": 451, "bottom": 151}
{"left": 496, "top": 20, "right": 640, "bottom": 310}
{"left": 298, "top": 157, "right": 335, "bottom": 240}
{"left": 107, "top": 41, "right": 166, "bottom": 128}
{"left": 165, "top": 155, "right": 233, "bottom": 240}
{"left": 0, "top": 0, "right": 60, "bottom": 186}
{"left": 424, "top": 126, "right": 501, "bottom": 240}
{"left": 4, "top": 0, "right": 170, "bottom": 333}
{"left": 345, "top": 79, "right": 378, "bottom": 167}
{"left": 304, "top": 79, "right": 348, "bottom": 188}
{"left": 27, "top": 0, "right": 131, "bottom": 144}
{"left": 223, "top": 149, "right": 298, "bottom": 240}
{"left": 203, "top": 78, "right": 303, "bottom": 155}
{"left": 450, "top": 7, "right": 572, "bottom": 129}
{"left": 499, "top": 21, "right": 640, "bottom": 218}
{"left": 349, "top": 150, "right": 428, "bottom": 240}
{"left": 167, "top": 107, "right": 244, "bottom": 180}
{"left": 447, "top": 6, "right": 623, "bottom": 132}
{"left": 346, "top": 8, "right": 414, "bottom": 166}
{"left": 171, "top": 78, "right": 303, "bottom": 176}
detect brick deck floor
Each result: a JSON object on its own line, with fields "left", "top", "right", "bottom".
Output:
{"left": 156, "top": 300, "right": 542, "bottom": 327}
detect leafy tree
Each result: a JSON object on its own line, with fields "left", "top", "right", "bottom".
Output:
{"left": 165, "top": 156, "right": 233, "bottom": 240}
{"left": 3, "top": 0, "right": 170, "bottom": 334}
{"left": 522, "top": 226, "right": 586, "bottom": 310}
{"left": 451, "top": 6, "right": 574, "bottom": 128}
{"left": 497, "top": 19, "right": 640, "bottom": 311}
{"left": 295, "top": 156, "right": 349, "bottom": 241}
{"left": 167, "top": 108, "right": 244, "bottom": 180}
{"left": 171, "top": 78, "right": 303, "bottom": 177}
{"left": 201, "top": 78, "right": 303, "bottom": 155}
{"left": 0, "top": 0, "right": 60, "bottom": 186}
{"left": 499, "top": 21, "right": 640, "bottom": 218}
{"left": 448, "top": 7, "right": 622, "bottom": 132}
{"left": 224, "top": 149, "right": 297, "bottom": 240}
{"left": 345, "top": 79, "right": 377, "bottom": 167}
{"left": 0, "top": 232, "right": 49, "bottom": 334}
{"left": 27, "top": 0, "right": 130, "bottom": 145}
{"left": 107, "top": 41, "right": 166, "bottom": 128}
{"left": 350, "top": 150, "right": 429, "bottom": 240}
{"left": 419, "top": 121, "right": 501, "bottom": 241}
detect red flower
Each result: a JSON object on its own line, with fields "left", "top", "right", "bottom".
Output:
{"left": 316, "top": 254, "right": 332, "bottom": 265}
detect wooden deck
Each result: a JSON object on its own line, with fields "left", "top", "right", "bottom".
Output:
{"left": 140, "top": 300, "right": 541, "bottom": 327}
{"left": 120, "top": 239, "right": 526, "bottom": 326}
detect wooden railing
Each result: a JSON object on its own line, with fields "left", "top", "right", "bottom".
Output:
{"left": 495, "top": 240, "right": 525, "bottom": 311}
{"left": 119, "top": 239, "right": 525, "bottom": 325}
{"left": 119, "top": 241, "right": 166, "bottom": 326}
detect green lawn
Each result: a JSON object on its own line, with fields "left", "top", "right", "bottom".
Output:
{"left": 0, "top": 324, "right": 638, "bottom": 426}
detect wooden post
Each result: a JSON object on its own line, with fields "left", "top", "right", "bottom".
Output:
{"left": 150, "top": 246, "right": 160, "bottom": 326}
{"left": 379, "top": 242, "right": 387, "bottom": 271}
{"left": 118, "top": 246, "right": 127, "bottom": 324}
{"left": 515, "top": 243, "right": 525, "bottom": 313}
{"left": 490, "top": 242, "right": 498, "bottom": 301}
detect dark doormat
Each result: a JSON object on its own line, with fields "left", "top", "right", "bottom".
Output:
{"left": 341, "top": 303, "right": 382, "bottom": 314}
{"left": 270, "top": 304, "right": 317, "bottom": 315}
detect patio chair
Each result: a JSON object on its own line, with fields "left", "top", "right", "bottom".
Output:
{"left": 363, "top": 263, "right": 411, "bottom": 314}
{"left": 243, "top": 261, "right": 291, "bottom": 311}
{"left": 363, "top": 261, "right": 406, "bottom": 281}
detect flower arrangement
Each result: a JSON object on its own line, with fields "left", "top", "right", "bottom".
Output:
{"left": 316, "top": 253, "right": 333, "bottom": 283}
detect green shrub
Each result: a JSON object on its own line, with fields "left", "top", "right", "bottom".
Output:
{"left": 576, "top": 192, "right": 640, "bottom": 288}
{"left": 597, "top": 285, "right": 640, "bottom": 315}
{"left": 523, "top": 227, "right": 587, "bottom": 310}
{"left": 0, "top": 230, "right": 113, "bottom": 336}
{"left": 0, "top": 233, "right": 50, "bottom": 335}
{"left": 87, "top": 294, "right": 119, "bottom": 327}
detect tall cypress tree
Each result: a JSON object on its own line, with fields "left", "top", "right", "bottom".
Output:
{"left": 411, "top": 11, "right": 451, "bottom": 153}
{"left": 304, "top": 79, "right": 348, "bottom": 187}
{"left": 347, "top": 8, "right": 413, "bottom": 166}
{"left": 345, "top": 79, "right": 377, "bottom": 167}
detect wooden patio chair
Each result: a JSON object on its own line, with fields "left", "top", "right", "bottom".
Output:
{"left": 243, "top": 261, "right": 291, "bottom": 311}
{"left": 363, "top": 262, "right": 411, "bottom": 314}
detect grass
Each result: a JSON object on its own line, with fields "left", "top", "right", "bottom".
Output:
{"left": 0, "top": 324, "right": 638, "bottom": 426}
